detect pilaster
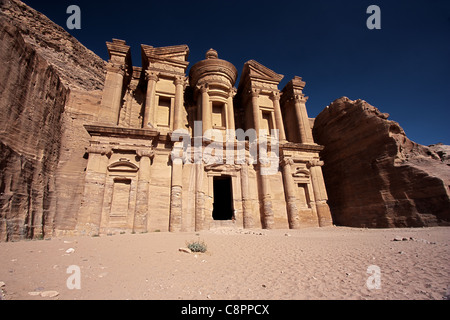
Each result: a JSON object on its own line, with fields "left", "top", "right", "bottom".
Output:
{"left": 227, "top": 87, "right": 237, "bottom": 132}
{"left": 100, "top": 39, "right": 130, "bottom": 126}
{"left": 281, "top": 157, "right": 300, "bottom": 229}
{"left": 77, "top": 145, "right": 112, "bottom": 236}
{"left": 143, "top": 70, "right": 159, "bottom": 128}
{"left": 200, "top": 84, "right": 211, "bottom": 135}
{"left": 251, "top": 89, "right": 261, "bottom": 137}
{"left": 169, "top": 143, "right": 184, "bottom": 232}
{"left": 270, "top": 91, "right": 287, "bottom": 143}
{"left": 307, "top": 160, "right": 333, "bottom": 227}
{"left": 240, "top": 160, "right": 253, "bottom": 229}
{"left": 133, "top": 148, "right": 154, "bottom": 232}
{"left": 294, "top": 94, "right": 314, "bottom": 144}
{"left": 173, "top": 76, "right": 186, "bottom": 131}
{"left": 258, "top": 162, "right": 274, "bottom": 229}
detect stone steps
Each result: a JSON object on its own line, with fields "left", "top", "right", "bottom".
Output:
{"left": 209, "top": 220, "right": 237, "bottom": 229}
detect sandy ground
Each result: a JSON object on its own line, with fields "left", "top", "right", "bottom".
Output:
{"left": 0, "top": 226, "right": 449, "bottom": 300}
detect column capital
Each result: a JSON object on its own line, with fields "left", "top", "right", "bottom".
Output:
{"left": 228, "top": 87, "right": 237, "bottom": 98}
{"left": 250, "top": 88, "right": 260, "bottom": 98}
{"left": 170, "top": 144, "right": 185, "bottom": 162}
{"left": 136, "top": 148, "right": 155, "bottom": 159}
{"left": 174, "top": 75, "right": 186, "bottom": 87}
{"left": 128, "top": 81, "right": 138, "bottom": 92}
{"left": 281, "top": 157, "right": 294, "bottom": 167}
{"left": 145, "top": 70, "right": 159, "bottom": 82}
{"left": 198, "top": 83, "right": 209, "bottom": 94}
{"left": 294, "top": 94, "right": 308, "bottom": 103}
{"left": 86, "top": 145, "right": 112, "bottom": 157}
{"left": 307, "top": 159, "right": 324, "bottom": 168}
{"left": 106, "top": 62, "right": 126, "bottom": 76}
{"left": 269, "top": 91, "right": 281, "bottom": 101}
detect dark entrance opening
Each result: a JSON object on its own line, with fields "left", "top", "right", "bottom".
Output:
{"left": 212, "top": 176, "right": 233, "bottom": 220}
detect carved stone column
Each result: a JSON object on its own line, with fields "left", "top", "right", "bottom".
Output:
{"left": 227, "top": 87, "right": 236, "bottom": 132}
{"left": 77, "top": 145, "right": 112, "bottom": 235}
{"left": 281, "top": 158, "right": 300, "bottom": 229}
{"left": 99, "top": 39, "right": 130, "bottom": 126}
{"left": 258, "top": 163, "right": 274, "bottom": 229}
{"left": 133, "top": 149, "right": 154, "bottom": 232}
{"left": 308, "top": 160, "right": 333, "bottom": 227}
{"left": 143, "top": 70, "right": 159, "bottom": 128}
{"left": 251, "top": 89, "right": 261, "bottom": 137}
{"left": 195, "top": 162, "right": 205, "bottom": 231}
{"left": 200, "top": 84, "right": 211, "bottom": 135}
{"left": 101, "top": 62, "right": 125, "bottom": 125}
{"left": 169, "top": 144, "right": 183, "bottom": 232}
{"left": 240, "top": 161, "right": 253, "bottom": 229}
{"left": 270, "top": 91, "right": 287, "bottom": 143}
{"left": 294, "top": 95, "right": 314, "bottom": 144}
{"left": 173, "top": 76, "right": 185, "bottom": 131}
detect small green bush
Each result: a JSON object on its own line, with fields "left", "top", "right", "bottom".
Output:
{"left": 186, "top": 239, "right": 207, "bottom": 253}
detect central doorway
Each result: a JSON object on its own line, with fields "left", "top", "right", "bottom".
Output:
{"left": 212, "top": 176, "right": 233, "bottom": 220}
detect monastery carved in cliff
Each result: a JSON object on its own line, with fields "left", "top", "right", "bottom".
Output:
{"left": 76, "top": 39, "right": 332, "bottom": 235}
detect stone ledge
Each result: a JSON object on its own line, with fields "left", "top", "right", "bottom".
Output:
{"left": 84, "top": 124, "right": 160, "bottom": 140}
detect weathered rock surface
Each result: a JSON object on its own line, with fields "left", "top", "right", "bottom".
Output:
{"left": 313, "top": 97, "right": 450, "bottom": 227}
{"left": 0, "top": 0, "right": 105, "bottom": 240}
{"left": 53, "top": 88, "right": 102, "bottom": 236}
{"left": 0, "top": 0, "right": 105, "bottom": 91}
{"left": 0, "top": 20, "right": 69, "bottom": 240}
{"left": 428, "top": 143, "right": 450, "bottom": 166}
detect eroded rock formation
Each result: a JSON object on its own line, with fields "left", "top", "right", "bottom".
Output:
{"left": 313, "top": 97, "right": 450, "bottom": 227}
{"left": 0, "top": 0, "right": 105, "bottom": 91}
{"left": 0, "top": 20, "right": 68, "bottom": 240}
{"left": 0, "top": 0, "right": 105, "bottom": 240}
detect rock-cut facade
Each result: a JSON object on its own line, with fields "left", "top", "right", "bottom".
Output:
{"left": 76, "top": 39, "right": 333, "bottom": 235}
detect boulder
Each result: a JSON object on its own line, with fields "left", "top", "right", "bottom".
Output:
{"left": 312, "top": 97, "right": 450, "bottom": 227}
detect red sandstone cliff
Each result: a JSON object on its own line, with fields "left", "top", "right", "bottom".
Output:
{"left": 313, "top": 97, "right": 450, "bottom": 227}
{"left": 0, "top": 0, "right": 105, "bottom": 240}
{"left": 0, "top": 0, "right": 105, "bottom": 90}
{"left": 0, "top": 20, "right": 68, "bottom": 240}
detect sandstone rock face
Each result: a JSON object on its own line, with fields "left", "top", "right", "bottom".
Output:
{"left": 313, "top": 97, "right": 450, "bottom": 227}
{"left": 0, "top": 1, "right": 105, "bottom": 240}
{"left": 53, "top": 89, "right": 102, "bottom": 236}
{"left": 428, "top": 143, "right": 450, "bottom": 166}
{"left": 0, "top": 20, "right": 69, "bottom": 240}
{"left": 0, "top": 0, "right": 105, "bottom": 91}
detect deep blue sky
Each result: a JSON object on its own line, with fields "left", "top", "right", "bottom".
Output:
{"left": 22, "top": 0, "right": 450, "bottom": 145}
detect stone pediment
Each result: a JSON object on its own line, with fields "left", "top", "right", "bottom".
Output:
{"left": 293, "top": 168, "right": 310, "bottom": 178}
{"left": 141, "top": 44, "right": 189, "bottom": 70}
{"left": 237, "top": 60, "right": 284, "bottom": 93}
{"left": 107, "top": 160, "right": 139, "bottom": 172}
{"left": 245, "top": 60, "right": 284, "bottom": 83}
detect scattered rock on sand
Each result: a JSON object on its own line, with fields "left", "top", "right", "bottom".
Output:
{"left": 28, "top": 290, "right": 59, "bottom": 298}
{"left": 40, "top": 291, "right": 59, "bottom": 298}
{"left": 179, "top": 247, "right": 192, "bottom": 254}
{"left": 392, "top": 236, "right": 436, "bottom": 244}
